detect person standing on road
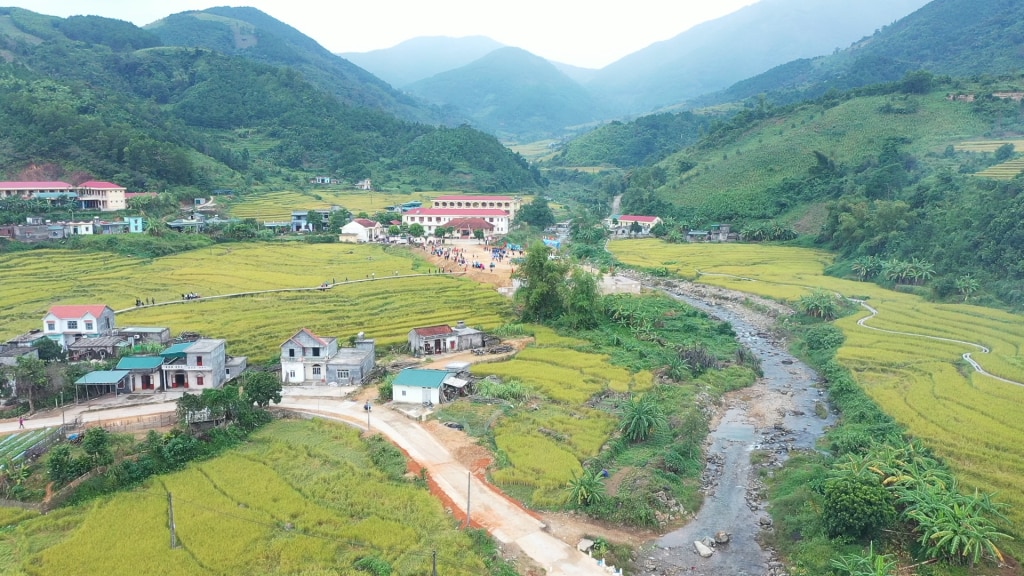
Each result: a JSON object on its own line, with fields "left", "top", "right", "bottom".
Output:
{"left": 18, "top": 416, "right": 24, "bottom": 429}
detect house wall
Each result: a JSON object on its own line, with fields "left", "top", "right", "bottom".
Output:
{"left": 43, "top": 309, "right": 116, "bottom": 347}
{"left": 392, "top": 385, "right": 440, "bottom": 405}
{"left": 402, "top": 213, "right": 509, "bottom": 235}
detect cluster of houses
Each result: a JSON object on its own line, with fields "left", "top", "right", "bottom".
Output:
{"left": 3, "top": 304, "right": 492, "bottom": 409}
{"left": 0, "top": 215, "right": 146, "bottom": 243}
{"left": 603, "top": 215, "right": 738, "bottom": 242}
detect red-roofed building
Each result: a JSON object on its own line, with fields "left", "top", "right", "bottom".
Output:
{"left": 402, "top": 208, "right": 510, "bottom": 235}
{"left": 607, "top": 215, "right": 663, "bottom": 235}
{"left": 0, "top": 180, "right": 127, "bottom": 211}
{"left": 77, "top": 181, "right": 126, "bottom": 211}
{"left": 431, "top": 195, "right": 521, "bottom": 219}
{"left": 340, "top": 218, "right": 383, "bottom": 243}
{"left": 445, "top": 217, "right": 495, "bottom": 237}
{"left": 409, "top": 324, "right": 457, "bottom": 355}
{"left": 42, "top": 305, "right": 116, "bottom": 348}
{"left": 0, "top": 181, "right": 74, "bottom": 199}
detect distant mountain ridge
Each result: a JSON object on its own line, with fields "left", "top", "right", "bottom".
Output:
{"left": 340, "top": 36, "right": 505, "bottom": 87}
{"left": 405, "top": 47, "right": 606, "bottom": 141}
{"left": 584, "top": 0, "right": 932, "bottom": 115}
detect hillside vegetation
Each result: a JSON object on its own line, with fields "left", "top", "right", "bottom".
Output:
{"left": 603, "top": 75, "right": 1024, "bottom": 307}
{"left": 0, "top": 8, "right": 540, "bottom": 194}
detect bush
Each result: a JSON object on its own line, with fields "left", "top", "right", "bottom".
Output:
{"left": 804, "top": 324, "right": 846, "bottom": 351}
{"left": 822, "top": 476, "right": 896, "bottom": 540}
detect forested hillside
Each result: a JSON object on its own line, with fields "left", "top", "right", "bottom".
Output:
{"left": 610, "top": 74, "right": 1024, "bottom": 307}
{"left": 0, "top": 8, "right": 541, "bottom": 194}
{"left": 406, "top": 47, "right": 605, "bottom": 142}
{"left": 707, "top": 0, "right": 1024, "bottom": 107}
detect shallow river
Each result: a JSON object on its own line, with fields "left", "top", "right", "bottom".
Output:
{"left": 637, "top": 288, "right": 835, "bottom": 576}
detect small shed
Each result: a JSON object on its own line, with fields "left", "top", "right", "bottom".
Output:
{"left": 118, "top": 326, "right": 172, "bottom": 345}
{"left": 392, "top": 369, "right": 448, "bottom": 405}
{"left": 68, "top": 335, "right": 129, "bottom": 361}
{"left": 115, "top": 356, "right": 165, "bottom": 392}
{"left": 409, "top": 325, "right": 457, "bottom": 356}
{"left": 452, "top": 321, "right": 484, "bottom": 350}
{"left": 76, "top": 369, "right": 130, "bottom": 399}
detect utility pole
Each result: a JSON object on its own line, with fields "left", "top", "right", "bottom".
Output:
{"left": 168, "top": 492, "right": 179, "bottom": 548}
{"left": 432, "top": 550, "right": 438, "bottom": 576}
{"left": 464, "top": 471, "right": 471, "bottom": 529}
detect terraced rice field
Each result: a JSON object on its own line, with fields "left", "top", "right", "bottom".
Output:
{"left": 610, "top": 239, "right": 1024, "bottom": 538}
{"left": 0, "top": 420, "right": 491, "bottom": 575}
{"left": 470, "top": 326, "right": 653, "bottom": 506}
{"left": 226, "top": 189, "right": 449, "bottom": 221}
{"left": 955, "top": 139, "right": 1024, "bottom": 152}
{"left": 974, "top": 158, "right": 1024, "bottom": 180}
{"left": 0, "top": 243, "right": 510, "bottom": 362}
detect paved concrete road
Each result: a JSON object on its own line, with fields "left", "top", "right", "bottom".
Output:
{"left": 0, "top": 390, "right": 609, "bottom": 576}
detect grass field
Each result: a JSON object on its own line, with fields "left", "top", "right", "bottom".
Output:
{"left": 610, "top": 239, "right": 1024, "bottom": 543}
{"left": 226, "top": 189, "right": 447, "bottom": 221}
{"left": 468, "top": 326, "right": 653, "bottom": 506}
{"left": 0, "top": 243, "right": 510, "bottom": 362}
{"left": 0, "top": 419, "right": 493, "bottom": 575}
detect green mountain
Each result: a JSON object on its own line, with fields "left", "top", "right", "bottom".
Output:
{"left": 406, "top": 47, "right": 606, "bottom": 142}
{"left": 0, "top": 7, "right": 541, "bottom": 194}
{"left": 612, "top": 75, "right": 1024, "bottom": 306}
{"left": 585, "top": 0, "right": 931, "bottom": 115}
{"left": 145, "top": 6, "right": 444, "bottom": 124}
{"left": 340, "top": 36, "right": 505, "bottom": 88}
{"left": 710, "top": 0, "right": 1024, "bottom": 106}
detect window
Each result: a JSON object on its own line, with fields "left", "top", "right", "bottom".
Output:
{"left": 401, "top": 390, "right": 407, "bottom": 396}
{"left": 288, "top": 370, "right": 296, "bottom": 378}
{"left": 196, "top": 356, "right": 203, "bottom": 366}
{"left": 312, "top": 365, "right": 322, "bottom": 376}
{"left": 84, "top": 321, "right": 93, "bottom": 331}
{"left": 312, "top": 347, "right": 320, "bottom": 357}
{"left": 67, "top": 320, "right": 78, "bottom": 330}
{"left": 46, "top": 321, "right": 55, "bottom": 331}
{"left": 339, "top": 370, "right": 350, "bottom": 380}
{"left": 288, "top": 348, "right": 295, "bottom": 358}
{"left": 196, "top": 375, "right": 204, "bottom": 386}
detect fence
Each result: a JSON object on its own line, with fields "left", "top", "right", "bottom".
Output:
{"left": 90, "top": 412, "right": 178, "bottom": 435}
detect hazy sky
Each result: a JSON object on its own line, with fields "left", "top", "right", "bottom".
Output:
{"left": 10, "top": 0, "right": 761, "bottom": 68}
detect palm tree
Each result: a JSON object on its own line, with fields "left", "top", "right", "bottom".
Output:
{"left": 619, "top": 394, "right": 666, "bottom": 442}
{"left": 566, "top": 468, "right": 606, "bottom": 507}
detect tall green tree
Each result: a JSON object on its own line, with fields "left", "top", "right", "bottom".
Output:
{"left": 561, "top": 268, "right": 601, "bottom": 330}
{"left": 513, "top": 241, "right": 567, "bottom": 323}
{"left": 243, "top": 371, "right": 282, "bottom": 408}
{"left": 516, "top": 197, "right": 556, "bottom": 229}
{"left": 12, "top": 356, "right": 47, "bottom": 412}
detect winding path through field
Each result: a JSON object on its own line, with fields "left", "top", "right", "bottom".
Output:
{"left": 695, "top": 271, "right": 1024, "bottom": 388}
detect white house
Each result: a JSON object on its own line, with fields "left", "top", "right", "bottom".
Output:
{"left": 42, "top": 304, "right": 116, "bottom": 348}
{"left": 608, "top": 215, "right": 662, "bottom": 233}
{"left": 339, "top": 218, "right": 384, "bottom": 243}
{"left": 402, "top": 208, "right": 510, "bottom": 235}
{"left": 391, "top": 369, "right": 450, "bottom": 405}
{"left": 76, "top": 181, "right": 127, "bottom": 212}
{"left": 160, "top": 339, "right": 234, "bottom": 389}
{"left": 280, "top": 328, "right": 376, "bottom": 385}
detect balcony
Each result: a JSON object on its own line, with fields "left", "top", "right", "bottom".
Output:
{"left": 163, "top": 364, "right": 210, "bottom": 371}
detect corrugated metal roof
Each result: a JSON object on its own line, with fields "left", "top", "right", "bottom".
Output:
{"left": 393, "top": 369, "right": 448, "bottom": 389}
{"left": 413, "top": 325, "right": 453, "bottom": 337}
{"left": 75, "top": 370, "right": 130, "bottom": 385}
{"left": 116, "top": 356, "right": 165, "bottom": 370}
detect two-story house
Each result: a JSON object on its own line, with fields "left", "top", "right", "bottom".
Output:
{"left": 280, "top": 329, "right": 375, "bottom": 385}
{"left": 42, "top": 305, "right": 116, "bottom": 348}
{"left": 160, "top": 339, "right": 229, "bottom": 389}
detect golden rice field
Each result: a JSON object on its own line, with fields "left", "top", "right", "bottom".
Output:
{"left": 471, "top": 326, "right": 652, "bottom": 506}
{"left": 0, "top": 419, "right": 490, "bottom": 575}
{"left": 0, "top": 244, "right": 510, "bottom": 362}
{"left": 226, "top": 189, "right": 448, "bottom": 221}
{"left": 974, "top": 158, "right": 1024, "bottom": 180}
{"left": 610, "top": 239, "right": 1024, "bottom": 539}
{"left": 955, "top": 139, "right": 1024, "bottom": 152}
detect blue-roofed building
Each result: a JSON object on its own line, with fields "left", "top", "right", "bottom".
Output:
{"left": 391, "top": 369, "right": 451, "bottom": 405}
{"left": 75, "top": 369, "right": 131, "bottom": 398}
{"left": 116, "top": 356, "right": 166, "bottom": 392}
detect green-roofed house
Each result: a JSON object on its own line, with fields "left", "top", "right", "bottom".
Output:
{"left": 75, "top": 369, "right": 130, "bottom": 399}
{"left": 391, "top": 369, "right": 450, "bottom": 406}
{"left": 116, "top": 356, "right": 166, "bottom": 392}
